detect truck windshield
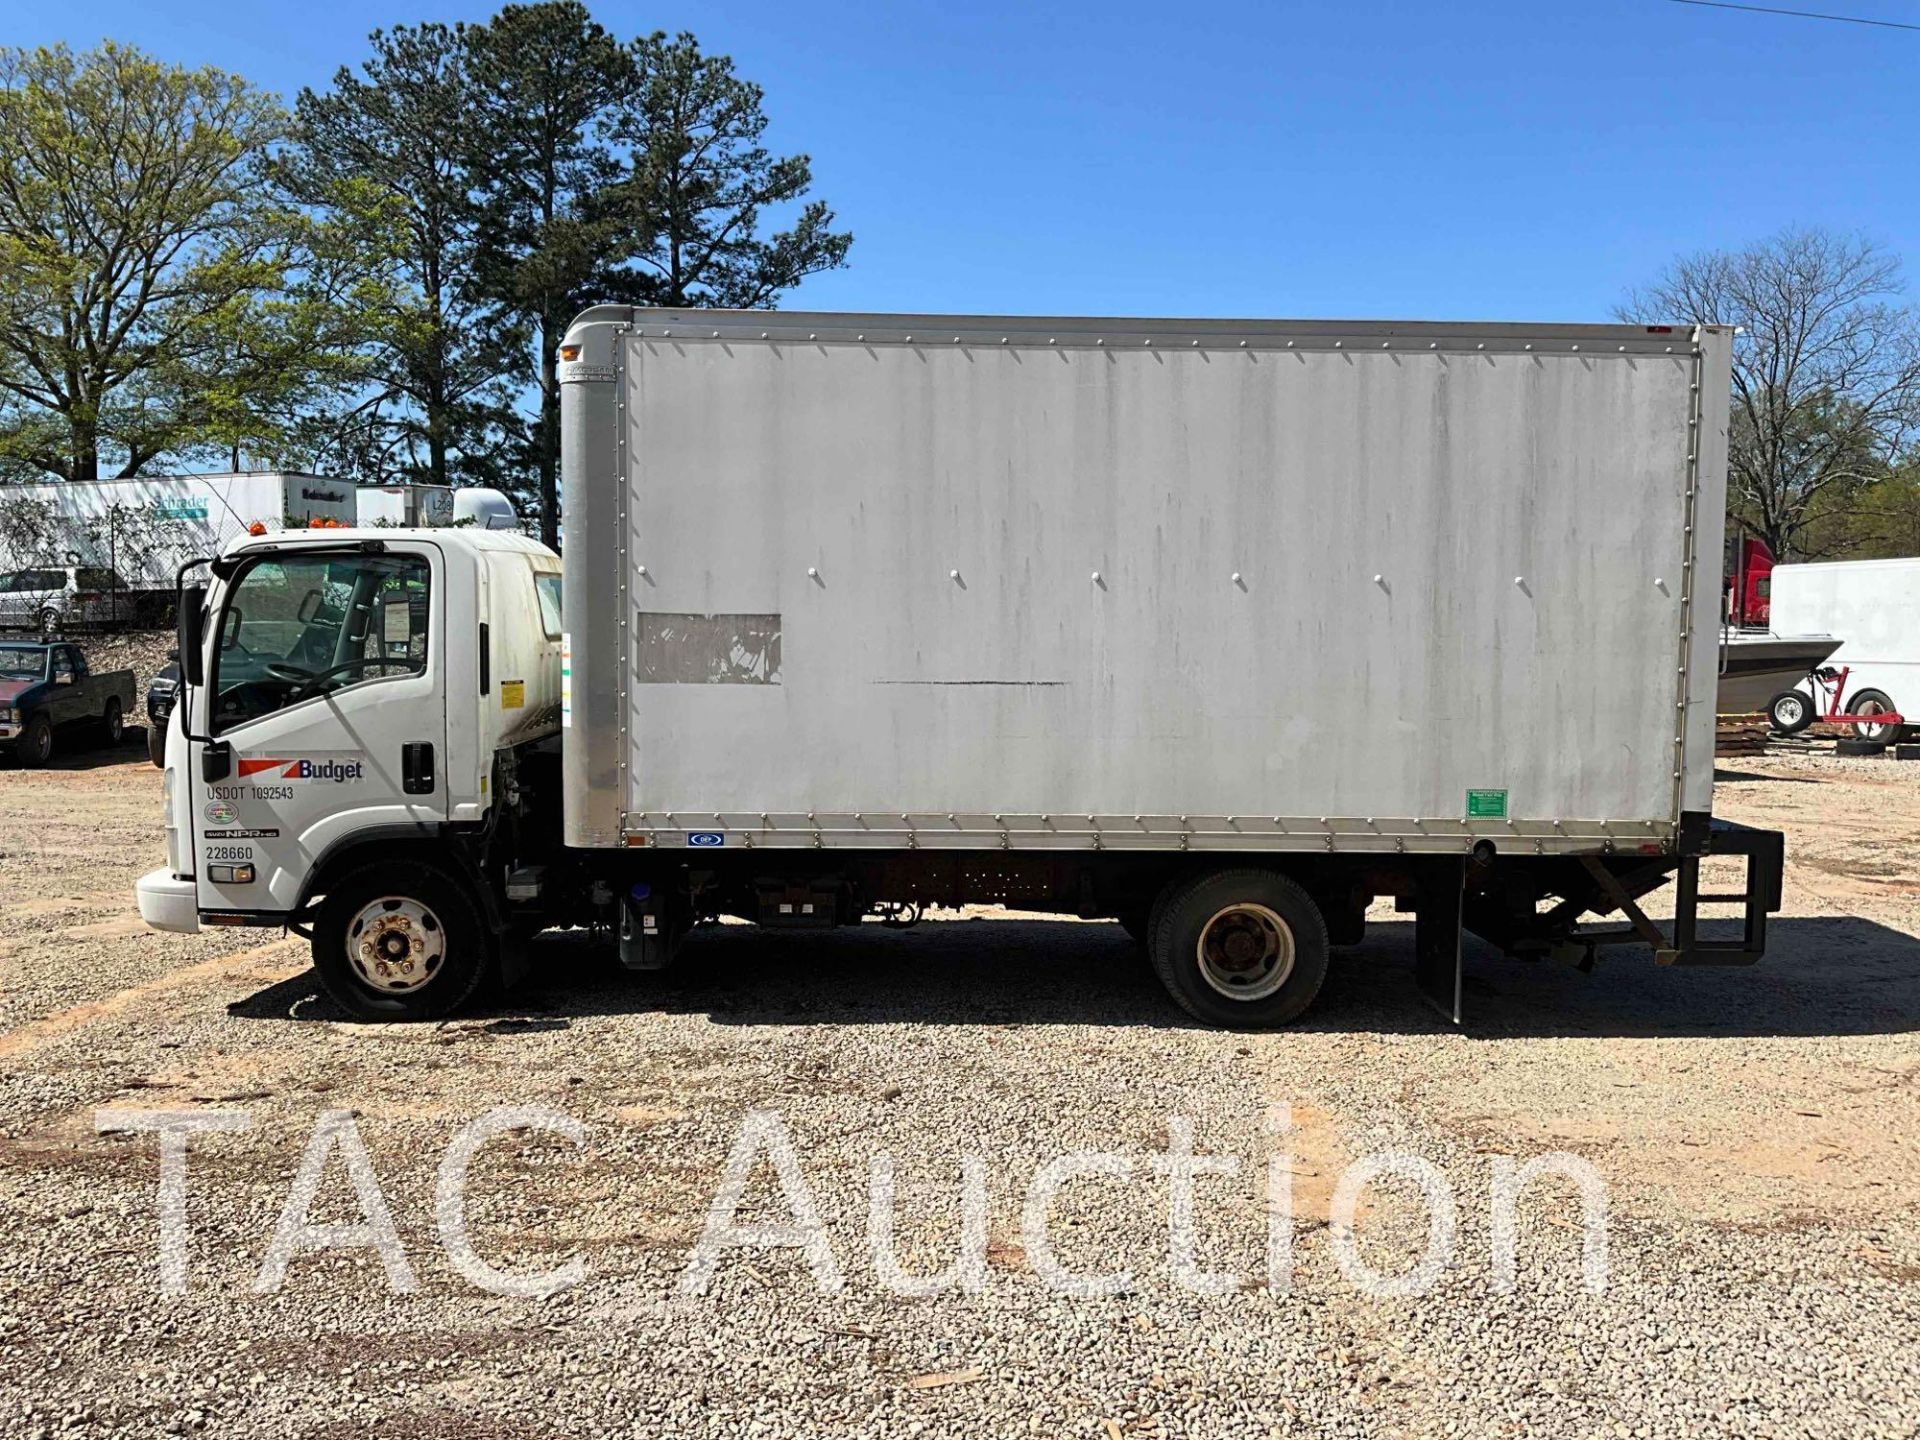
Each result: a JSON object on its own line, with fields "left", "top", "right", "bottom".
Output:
{"left": 210, "top": 550, "right": 430, "bottom": 732}
{"left": 0, "top": 646, "right": 47, "bottom": 681}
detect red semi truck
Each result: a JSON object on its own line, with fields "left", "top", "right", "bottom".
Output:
{"left": 1727, "top": 535, "right": 1774, "bottom": 630}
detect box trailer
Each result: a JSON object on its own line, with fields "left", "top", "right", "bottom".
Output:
{"left": 357, "top": 485, "right": 522, "bottom": 531}
{"left": 0, "top": 472, "right": 355, "bottom": 590}
{"left": 1770, "top": 557, "right": 1920, "bottom": 742}
{"left": 135, "top": 309, "right": 1784, "bottom": 1028}
{"left": 356, "top": 484, "right": 456, "bottom": 528}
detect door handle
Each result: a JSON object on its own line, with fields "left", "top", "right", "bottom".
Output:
{"left": 401, "top": 741, "right": 436, "bottom": 796}
{"left": 202, "top": 738, "right": 231, "bottom": 783}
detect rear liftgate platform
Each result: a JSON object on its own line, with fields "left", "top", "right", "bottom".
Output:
{"left": 1415, "top": 819, "right": 1787, "bottom": 1024}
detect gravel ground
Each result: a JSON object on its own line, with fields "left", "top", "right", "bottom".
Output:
{"left": 0, "top": 750, "right": 1917, "bottom": 1438}
{"left": 79, "top": 630, "right": 177, "bottom": 702}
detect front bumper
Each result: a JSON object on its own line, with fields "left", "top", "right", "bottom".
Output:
{"left": 136, "top": 867, "right": 200, "bottom": 934}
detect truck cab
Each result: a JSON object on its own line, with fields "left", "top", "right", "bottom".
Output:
{"left": 136, "top": 528, "right": 562, "bottom": 1014}
{"left": 1726, "top": 535, "right": 1775, "bottom": 630}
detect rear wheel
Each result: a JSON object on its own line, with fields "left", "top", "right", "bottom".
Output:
{"left": 16, "top": 713, "right": 52, "bottom": 768}
{"left": 1767, "top": 688, "right": 1815, "bottom": 736}
{"left": 36, "top": 608, "right": 58, "bottom": 640}
{"left": 100, "top": 697, "right": 124, "bottom": 746}
{"left": 1848, "top": 688, "right": 1902, "bottom": 743}
{"left": 312, "top": 861, "right": 494, "bottom": 1021}
{"left": 1148, "top": 869, "right": 1329, "bottom": 1028}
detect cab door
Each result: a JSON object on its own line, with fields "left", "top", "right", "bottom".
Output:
{"left": 188, "top": 541, "right": 445, "bottom": 916}
{"left": 48, "top": 646, "right": 85, "bottom": 727}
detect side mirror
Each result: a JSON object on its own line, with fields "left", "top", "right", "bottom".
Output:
{"left": 178, "top": 584, "right": 207, "bottom": 686}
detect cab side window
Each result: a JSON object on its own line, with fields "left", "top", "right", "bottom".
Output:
{"left": 51, "top": 649, "right": 76, "bottom": 685}
{"left": 534, "top": 572, "right": 562, "bottom": 639}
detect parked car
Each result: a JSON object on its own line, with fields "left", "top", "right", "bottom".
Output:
{"left": 0, "top": 565, "right": 168, "bottom": 636}
{"left": 146, "top": 659, "right": 180, "bottom": 767}
{"left": 0, "top": 641, "right": 137, "bottom": 767}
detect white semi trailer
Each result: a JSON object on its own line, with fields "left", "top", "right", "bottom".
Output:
{"left": 1, "top": 472, "right": 356, "bottom": 588}
{"left": 136, "top": 308, "right": 1784, "bottom": 1027}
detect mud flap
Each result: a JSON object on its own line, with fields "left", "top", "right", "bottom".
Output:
{"left": 1414, "top": 856, "right": 1466, "bottom": 1025}
{"left": 497, "top": 927, "right": 531, "bottom": 990}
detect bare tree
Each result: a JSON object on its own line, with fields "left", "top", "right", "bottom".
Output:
{"left": 1620, "top": 228, "right": 1920, "bottom": 559}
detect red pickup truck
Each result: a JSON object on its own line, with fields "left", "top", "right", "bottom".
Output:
{"left": 0, "top": 641, "right": 137, "bottom": 767}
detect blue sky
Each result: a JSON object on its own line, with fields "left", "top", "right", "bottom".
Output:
{"left": 14, "top": 0, "right": 1920, "bottom": 321}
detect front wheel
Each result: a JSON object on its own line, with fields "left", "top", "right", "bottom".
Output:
{"left": 146, "top": 722, "right": 166, "bottom": 768}
{"left": 1767, "top": 688, "right": 1815, "bottom": 736}
{"left": 311, "top": 861, "right": 494, "bottom": 1021}
{"left": 15, "top": 713, "right": 52, "bottom": 768}
{"left": 1148, "top": 869, "right": 1329, "bottom": 1028}
{"left": 1849, "top": 688, "right": 1903, "bottom": 744}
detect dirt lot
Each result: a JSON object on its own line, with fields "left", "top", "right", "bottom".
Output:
{"left": 1, "top": 750, "right": 1917, "bottom": 1438}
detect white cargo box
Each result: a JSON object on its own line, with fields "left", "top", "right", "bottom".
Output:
{"left": 0, "top": 472, "right": 355, "bottom": 588}
{"left": 559, "top": 310, "right": 1732, "bottom": 856}
{"left": 1771, "top": 556, "right": 1920, "bottom": 721}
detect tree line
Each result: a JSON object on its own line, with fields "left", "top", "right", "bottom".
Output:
{"left": 1621, "top": 226, "right": 1920, "bottom": 563}
{"left": 0, "top": 5, "right": 851, "bottom": 546}
{"left": 5, "top": 14, "right": 1919, "bottom": 567}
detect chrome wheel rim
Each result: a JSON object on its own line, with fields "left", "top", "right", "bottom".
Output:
{"left": 346, "top": 897, "right": 445, "bottom": 994}
{"left": 1196, "top": 902, "right": 1295, "bottom": 1002}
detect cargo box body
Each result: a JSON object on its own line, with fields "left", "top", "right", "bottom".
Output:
{"left": 1771, "top": 556, "right": 1920, "bottom": 725}
{"left": 559, "top": 309, "right": 1732, "bottom": 857}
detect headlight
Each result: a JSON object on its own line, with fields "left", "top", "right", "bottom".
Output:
{"left": 0, "top": 707, "right": 14, "bottom": 722}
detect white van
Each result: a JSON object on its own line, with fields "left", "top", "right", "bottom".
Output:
{"left": 0, "top": 564, "right": 156, "bottom": 635}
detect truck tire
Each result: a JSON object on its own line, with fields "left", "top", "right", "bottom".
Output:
{"left": 311, "top": 861, "right": 495, "bottom": 1021}
{"left": 16, "top": 713, "right": 52, "bottom": 768}
{"left": 1147, "top": 869, "right": 1329, "bottom": 1028}
{"left": 147, "top": 723, "right": 166, "bottom": 768}
{"left": 1847, "top": 688, "right": 1902, "bottom": 744}
{"left": 1767, "top": 689, "right": 1815, "bottom": 736}
{"left": 99, "top": 697, "right": 124, "bottom": 746}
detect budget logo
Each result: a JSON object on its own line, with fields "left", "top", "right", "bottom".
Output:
{"left": 237, "top": 755, "right": 366, "bottom": 783}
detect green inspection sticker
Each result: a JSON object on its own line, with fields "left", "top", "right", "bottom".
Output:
{"left": 1466, "top": 788, "right": 1509, "bottom": 820}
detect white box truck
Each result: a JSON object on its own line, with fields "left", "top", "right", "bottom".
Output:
{"left": 1770, "top": 557, "right": 1920, "bottom": 742}
{"left": 135, "top": 309, "right": 1784, "bottom": 1027}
